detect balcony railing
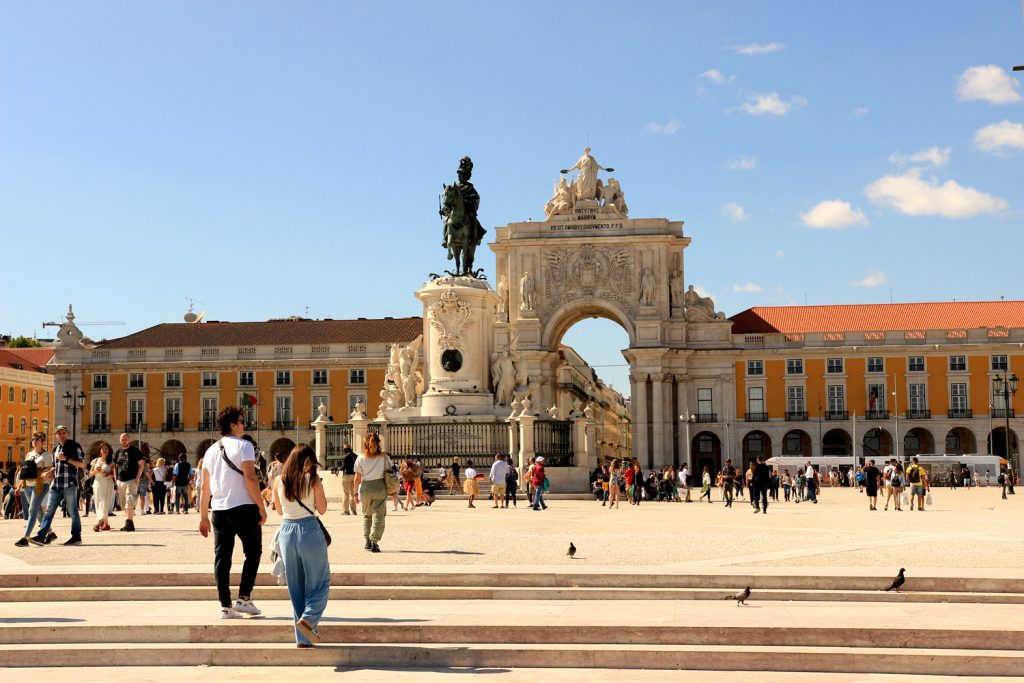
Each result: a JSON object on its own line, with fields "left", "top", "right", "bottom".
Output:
{"left": 272, "top": 420, "right": 295, "bottom": 430}
{"left": 162, "top": 421, "right": 183, "bottom": 432}
{"left": 905, "top": 409, "right": 931, "bottom": 420}
{"left": 865, "top": 409, "right": 890, "bottom": 420}
{"left": 785, "top": 411, "right": 807, "bottom": 421}
{"left": 825, "top": 410, "right": 849, "bottom": 421}
{"left": 992, "top": 408, "right": 1016, "bottom": 418}
{"left": 947, "top": 408, "right": 973, "bottom": 419}
{"left": 744, "top": 412, "right": 768, "bottom": 422}
{"left": 125, "top": 422, "right": 147, "bottom": 433}
{"left": 694, "top": 413, "right": 717, "bottom": 423}
{"left": 88, "top": 423, "right": 111, "bottom": 434}
{"left": 198, "top": 420, "right": 218, "bottom": 432}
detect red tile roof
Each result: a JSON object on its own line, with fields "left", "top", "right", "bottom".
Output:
{"left": 97, "top": 318, "right": 424, "bottom": 349}
{"left": 730, "top": 301, "right": 1024, "bottom": 334}
{"left": 4, "top": 347, "right": 55, "bottom": 368}
{"left": 0, "top": 348, "right": 52, "bottom": 372}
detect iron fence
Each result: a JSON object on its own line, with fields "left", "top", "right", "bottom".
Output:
{"left": 534, "top": 420, "right": 573, "bottom": 466}
{"left": 385, "top": 422, "right": 511, "bottom": 468}
{"left": 325, "top": 423, "right": 354, "bottom": 469}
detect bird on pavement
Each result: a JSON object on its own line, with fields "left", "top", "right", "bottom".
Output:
{"left": 567, "top": 542, "right": 576, "bottom": 558}
{"left": 885, "top": 568, "right": 906, "bottom": 593}
{"left": 724, "top": 587, "right": 751, "bottom": 606}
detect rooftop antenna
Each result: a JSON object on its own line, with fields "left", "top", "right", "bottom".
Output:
{"left": 184, "top": 297, "right": 206, "bottom": 324}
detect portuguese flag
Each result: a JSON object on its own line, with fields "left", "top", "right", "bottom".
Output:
{"left": 242, "top": 392, "right": 258, "bottom": 407}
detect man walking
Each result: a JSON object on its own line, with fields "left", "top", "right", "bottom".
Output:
{"left": 199, "top": 406, "right": 267, "bottom": 619}
{"left": 488, "top": 454, "right": 509, "bottom": 508}
{"left": 32, "top": 426, "right": 84, "bottom": 546}
{"left": 171, "top": 453, "right": 191, "bottom": 513}
{"left": 804, "top": 461, "right": 818, "bottom": 504}
{"left": 906, "top": 456, "right": 929, "bottom": 511}
{"left": 113, "top": 433, "right": 144, "bottom": 531}
{"left": 721, "top": 459, "right": 736, "bottom": 508}
{"left": 341, "top": 444, "right": 357, "bottom": 515}
{"left": 862, "top": 459, "right": 881, "bottom": 510}
{"left": 751, "top": 455, "right": 771, "bottom": 513}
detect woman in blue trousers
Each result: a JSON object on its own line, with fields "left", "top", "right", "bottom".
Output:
{"left": 273, "top": 443, "right": 330, "bottom": 648}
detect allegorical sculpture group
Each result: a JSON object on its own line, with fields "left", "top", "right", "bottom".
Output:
{"left": 544, "top": 147, "right": 628, "bottom": 219}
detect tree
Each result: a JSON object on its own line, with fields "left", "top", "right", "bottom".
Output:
{"left": 7, "top": 336, "right": 42, "bottom": 348}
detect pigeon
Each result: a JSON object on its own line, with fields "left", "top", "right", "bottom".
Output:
{"left": 884, "top": 568, "right": 906, "bottom": 593}
{"left": 724, "top": 586, "right": 751, "bottom": 606}
{"left": 567, "top": 542, "right": 576, "bottom": 558}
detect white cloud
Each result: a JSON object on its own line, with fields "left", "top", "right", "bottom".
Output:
{"left": 724, "top": 156, "right": 758, "bottom": 170}
{"left": 850, "top": 268, "right": 887, "bottom": 288}
{"left": 732, "top": 92, "right": 806, "bottom": 117}
{"left": 973, "top": 120, "right": 1024, "bottom": 155}
{"left": 889, "top": 146, "right": 951, "bottom": 167}
{"left": 853, "top": 106, "right": 869, "bottom": 118}
{"left": 643, "top": 119, "right": 683, "bottom": 135}
{"left": 733, "top": 42, "right": 785, "bottom": 56}
{"left": 731, "top": 282, "right": 763, "bottom": 293}
{"left": 775, "top": 249, "right": 784, "bottom": 258}
{"left": 699, "top": 69, "right": 734, "bottom": 84}
{"left": 800, "top": 200, "right": 868, "bottom": 229}
{"left": 722, "top": 201, "right": 749, "bottom": 223}
{"left": 865, "top": 168, "right": 1008, "bottom": 218}
{"left": 956, "top": 65, "right": 1022, "bottom": 105}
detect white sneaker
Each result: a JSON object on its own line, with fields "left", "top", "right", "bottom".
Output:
{"left": 220, "top": 607, "right": 242, "bottom": 619}
{"left": 233, "top": 598, "right": 262, "bottom": 616}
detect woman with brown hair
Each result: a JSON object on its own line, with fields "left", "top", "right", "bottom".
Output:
{"left": 91, "top": 442, "right": 116, "bottom": 532}
{"left": 272, "top": 442, "right": 329, "bottom": 648}
{"left": 353, "top": 432, "right": 390, "bottom": 553}
{"left": 607, "top": 459, "right": 623, "bottom": 509}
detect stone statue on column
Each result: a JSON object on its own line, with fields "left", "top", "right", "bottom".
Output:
{"left": 639, "top": 268, "right": 656, "bottom": 307}
{"left": 398, "top": 334, "right": 423, "bottom": 408}
{"left": 496, "top": 275, "right": 509, "bottom": 321}
{"left": 520, "top": 271, "right": 536, "bottom": 312}
{"left": 669, "top": 270, "right": 684, "bottom": 313}
{"left": 560, "top": 147, "right": 613, "bottom": 202}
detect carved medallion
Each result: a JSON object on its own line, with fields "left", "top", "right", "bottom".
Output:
{"left": 542, "top": 244, "right": 635, "bottom": 317}
{"left": 428, "top": 288, "right": 472, "bottom": 351}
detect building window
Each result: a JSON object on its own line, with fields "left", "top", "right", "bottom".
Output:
{"left": 21, "top": 388, "right": 27, "bottom": 402}
{"left": 239, "top": 371, "right": 254, "bottom": 387}
{"left": 784, "top": 432, "right": 803, "bottom": 454}
{"left": 32, "top": 389, "right": 38, "bottom": 404}
{"left": 202, "top": 372, "right": 218, "bottom": 387}
{"left": 949, "top": 356, "right": 966, "bottom": 372}
{"left": 275, "top": 370, "right": 291, "bottom": 386}
{"left": 746, "top": 433, "right": 764, "bottom": 453}
{"left": 992, "top": 355, "right": 1008, "bottom": 371}
{"left": 993, "top": 380, "right": 1009, "bottom": 411}
{"left": 348, "top": 393, "right": 366, "bottom": 413}
{"left": 909, "top": 384, "right": 927, "bottom": 412}
{"left": 129, "top": 373, "right": 145, "bottom": 388}
{"left": 826, "top": 358, "right": 844, "bottom": 374}
{"left": 92, "top": 374, "right": 108, "bottom": 390}
{"left": 166, "top": 372, "right": 181, "bottom": 388}
{"left": 349, "top": 369, "right": 366, "bottom": 385}
{"left": 129, "top": 399, "right": 144, "bottom": 429}
{"left": 697, "top": 388, "right": 713, "bottom": 417}
{"left": 165, "top": 398, "right": 182, "bottom": 429}
{"left": 6, "top": 446, "right": 11, "bottom": 461}
{"left": 697, "top": 434, "right": 714, "bottom": 453}
{"left": 867, "top": 383, "right": 886, "bottom": 412}
{"left": 275, "top": 396, "right": 292, "bottom": 426}
{"left": 241, "top": 398, "right": 256, "bottom": 428}
{"left": 44, "top": 392, "right": 49, "bottom": 406}
{"left": 312, "top": 395, "right": 328, "bottom": 419}
{"left": 908, "top": 356, "right": 925, "bottom": 373}
{"left": 202, "top": 397, "right": 218, "bottom": 430}
{"left": 746, "top": 360, "right": 764, "bottom": 376}
{"left": 786, "top": 359, "right": 803, "bottom": 375}
{"left": 6, "top": 416, "right": 12, "bottom": 433}
{"left": 787, "top": 386, "right": 805, "bottom": 414}
{"left": 8, "top": 386, "right": 13, "bottom": 402}
{"left": 20, "top": 418, "right": 27, "bottom": 435}
{"left": 945, "top": 432, "right": 961, "bottom": 451}
{"left": 93, "top": 400, "right": 108, "bottom": 430}
{"left": 950, "top": 383, "right": 968, "bottom": 411}
{"left": 867, "top": 357, "right": 884, "bottom": 373}
{"left": 827, "top": 385, "right": 845, "bottom": 413}
{"left": 312, "top": 369, "right": 329, "bottom": 385}
{"left": 747, "top": 387, "right": 764, "bottom": 415}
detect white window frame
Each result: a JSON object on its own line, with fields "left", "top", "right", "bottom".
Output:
{"left": 129, "top": 373, "right": 145, "bottom": 389}
{"left": 950, "top": 383, "right": 968, "bottom": 410}
{"left": 991, "top": 355, "right": 1008, "bottom": 371}
{"left": 239, "top": 371, "right": 255, "bottom": 387}
{"left": 746, "top": 360, "right": 764, "bottom": 376}
{"left": 827, "top": 385, "right": 845, "bottom": 413}
{"left": 867, "top": 357, "right": 884, "bottom": 373}
{"left": 908, "top": 356, "right": 925, "bottom": 373}
{"left": 747, "top": 386, "right": 764, "bottom": 415}
{"left": 165, "top": 372, "right": 182, "bottom": 388}
{"left": 826, "top": 358, "right": 844, "bottom": 374}
{"left": 201, "top": 372, "right": 218, "bottom": 387}
{"left": 349, "top": 369, "right": 366, "bottom": 385}
{"left": 949, "top": 356, "right": 966, "bottom": 372}
{"left": 312, "top": 369, "right": 329, "bottom": 385}
{"left": 787, "top": 386, "right": 805, "bottom": 413}
{"left": 275, "top": 370, "right": 291, "bottom": 386}
{"left": 93, "top": 374, "right": 108, "bottom": 390}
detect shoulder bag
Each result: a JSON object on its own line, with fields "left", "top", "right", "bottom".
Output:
{"left": 383, "top": 456, "right": 400, "bottom": 496}
{"left": 295, "top": 496, "right": 331, "bottom": 547}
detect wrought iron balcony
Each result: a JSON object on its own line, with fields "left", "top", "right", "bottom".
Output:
{"left": 865, "top": 409, "right": 890, "bottom": 420}
{"left": 272, "top": 420, "right": 295, "bottom": 430}
{"left": 992, "top": 408, "right": 1016, "bottom": 418}
{"left": 87, "top": 423, "right": 111, "bottom": 434}
{"left": 947, "top": 409, "right": 973, "bottom": 419}
{"left": 905, "top": 409, "right": 931, "bottom": 420}
{"left": 694, "top": 413, "right": 717, "bottom": 423}
{"left": 162, "top": 421, "right": 183, "bottom": 432}
{"left": 198, "top": 420, "right": 218, "bottom": 432}
{"left": 785, "top": 411, "right": 807, "bottom": 421}
{"left": 125, "top": 422, "right": 147, "bottom": 433}
{"left": 744, "top": 412, "right": 769, "bottom": 422}
{"left": 825, "top": 410, "right": 849, "bottom": 421}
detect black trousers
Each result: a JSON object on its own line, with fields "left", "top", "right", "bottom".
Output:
{"left": 152, "top": 482, "right": 166, "bottom": 513}
{"left": 212, "top": 504, "right": 262, "bottom": 608}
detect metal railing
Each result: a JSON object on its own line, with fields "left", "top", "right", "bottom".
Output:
{"left": 325, "top": 423, "right": 354, "bottom": 469}
{"left": 785, "top": 411, "right": 807, "bottom": 421}
{"left": 825, "top": 411, "right": 849, "bottom": 421}
{"left": 198, "top": 420, "right": 217, "bottom": 432}
{"left": 534, "top": 420, "right": 573, "bottom": 466}
{"left": 947, "top": 409, "right": 973, "bottom": 419}
{"left": 694, "top": 413, "right": 717, "bottom": 423}
{"left": 272, "top": 420, "right": 295, "bottom": 430}
{"left": 865, "top": 409, "right": 890, "bottom": 420}
{"left": 88, "top": 423, "right": 111, "bottom": 434}
{"left": 387, "top": 422, "right": 512, "bottom": 468}
{"left": 744, "top": 412, "right": 768, "bottom": 422}
{"left": 162, "top": 421, "right": 183, "bottom": 432}
{"left": 126, "top": 422, "right": 147, "bottom": 433}
{"left": 992, "top": 408, "right": 1016, "bottom": 418}
{"left": 905, "top": 409, "right": 931, "bottom": 420}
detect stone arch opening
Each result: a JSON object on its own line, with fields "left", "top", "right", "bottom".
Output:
{"left": 159, "top": 439, "right": 187, "bottom": 462}
{"left": 945, "top": 427, "right": 976, "bottom": 455}
{"left": 691, "top": 431, "right": 722, "bottom": 476}
{"left": 904, "top": 428, "right": 934, "bottom": 457}
{"left": 129, "top": 439, "right": 154, "bottom": 458}
{"left": 741, "top": 430, "right": 771, "bottom": 468}
{"left": 781, "top": 429, "right": 812, "bottom": 457}
{"left": 269, "top": 438, "right": 296, "bottom": 459}
{"left": 987, "top": 427, "right": 1019, "bottom": 460}
{"left": 87, "top": 440, "right": 114, "bottom": 459}
{"left": 196, "top": 438, "right": 216, "bottom": 462}
{"left": 822, "top": 428, "right": 851, "bottom": 456}
{"left": 862, "top": 428, "right": 893, "bottom": 459}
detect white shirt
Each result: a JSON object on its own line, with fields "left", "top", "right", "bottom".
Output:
{"left": 678, "top": 468, "right": 689, "bottom": 487}
{"left": 805, "top": 465, "right": 816, "bottom": 479}
{"left": 276, "top": 477, "right": 316, "bottom": 520}
{"left": 465, "top": 467, "right": 477, "bottom": 481}
{"left": 354, "top": 454, "right": 388, "bottom": 481}
{"left": 488, "top": 459, "right": 509, "bottom": 483}
{"left": 202, "top": 437, "right": 257, "bottom": 511}
{"left": 20, "top": 449, "right": 53, "bottom": 486}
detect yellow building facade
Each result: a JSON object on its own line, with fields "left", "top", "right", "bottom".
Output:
{"left": 0, "top": 348, "right": 55, "bottom": 468}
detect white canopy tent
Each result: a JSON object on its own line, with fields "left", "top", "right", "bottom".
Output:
{"left": 766, "top": 457, "right": 857, "bottom": 470}
{"left": 907, "top": 454, "right": 1003, "bottom": 467}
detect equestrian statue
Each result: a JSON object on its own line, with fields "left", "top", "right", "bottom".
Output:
{"left": 437, "top": 156, "right": 487, "bottom": 278}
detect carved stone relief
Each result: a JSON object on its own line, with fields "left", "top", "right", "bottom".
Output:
{"left": 541, "top": 243, "right": 635, "bottom": 318}
{"left": 428, "top": 289, "right": 473, "bottom": 351}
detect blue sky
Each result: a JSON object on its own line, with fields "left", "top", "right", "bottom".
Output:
{"left": 2, "top": 1, "right": 1022, "bottom": 393}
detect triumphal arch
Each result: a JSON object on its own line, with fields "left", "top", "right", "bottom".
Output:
{"left": 490, "top": 148, "right": 734, "bottom": 468}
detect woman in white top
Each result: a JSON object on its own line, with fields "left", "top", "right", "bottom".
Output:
{"left": 151, "top": 458, "right": 168, "bottom": 514}
{"left": 14, "top": 432, "right": 54, "bottom": 547}
{"left": 353, "top": 432, "right": 389, "bottom": 553}
{"left": 273, "top": 443, "right": 329, "bottom": 648}
{"left": 91, "top": 442, "right": 117, "bottom": 532}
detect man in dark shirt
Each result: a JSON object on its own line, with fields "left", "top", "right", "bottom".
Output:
{"left": 113, "top": 433, "right": 144, "bottom": 532}
{"left": 751, "top": 455, "right": 771, "bottom": 514}
{"left": 721, "top": 459, "right": 737, "bottom": 508}
{"left": 32, "top": 425, "right": 85, "bottom": 546}
{"left": 341, "top": 444, "right": 357, "bottom": 515}
{"left": 862, "top": 460, "right": 881, "bottom": 510}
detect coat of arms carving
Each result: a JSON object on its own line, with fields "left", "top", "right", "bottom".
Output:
{"left": 428, "top": 288, "right": 472, "bottom": 350}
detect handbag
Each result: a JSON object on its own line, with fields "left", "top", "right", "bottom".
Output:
{"left": 383, "top": 457, "right": 400, "bottom": 496}
{"left": 296, "top": 498, "right": 331, "bottom": 547}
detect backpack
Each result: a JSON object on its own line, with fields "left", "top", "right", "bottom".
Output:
{"left": 998, "top": 473, "right": 1006, "bottom": 485}
{"left": 907, "top": 466, "right": 921, "bottom": 484}
{"left": 19, "top": 458, "right": 38, "bottom": 481}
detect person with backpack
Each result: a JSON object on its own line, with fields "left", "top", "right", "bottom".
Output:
{"left": 906, "top": 456, "right": 929, "bottom": 511}
{"left": 171, "top": 453, "right": 192, "bottom": 514}
{"left": 13, "top": 432, "right": 53, "bottom": 547}
{"left": 998, "top": 470, "right": 1008, "bottom": 500}
{"left": 889, "top": 463, "right": 906, "bottom": 511}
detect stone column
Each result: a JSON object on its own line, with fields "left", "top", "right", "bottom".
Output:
{"left": 573, "top": 416, "right": 589, "bottom": 469}
{"left": 506, "top": 416, "right": 520, "bottom": 470}
{"left": 518, "top": 413, "right": 537, "bottom": 468}
{"left": 350, "top": 414, "right": 369, "bottom": 455}
{"left": 676, "top": 375, "right": 690, "bottom": 470}
{"left": 633, "top": 374, "right": 649, "bottom": 466}
{"left": 583, "top": 418, "right": 597, "bottom": 471}
{"left": 312, "top": 412, "right": 331, "bottom": 469}
{"left": 651, "top": 374, "right": 665, "bottom": 469}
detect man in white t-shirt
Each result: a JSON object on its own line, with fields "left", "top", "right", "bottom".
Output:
{"left": 199, "top": 406, "right": 267, "bottom": 620}
{"left": 679, "top": 465, "right": 691, "bottom": 502}
{"left": 804, "top": 462, "right": 818, "bottom": 504}
{"left": 488, "top": 455, "right": 510, "bottom": 508}
{"left": 882, "top": 459, "right": 896, "bottom": 511}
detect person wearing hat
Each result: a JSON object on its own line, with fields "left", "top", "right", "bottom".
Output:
{"left": 31, "top": 425, "right": 85, "bottom": 546}
{"left": 530, "top": 456, "right": 547, "bottom": 510}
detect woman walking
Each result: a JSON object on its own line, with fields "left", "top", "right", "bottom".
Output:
{"left": 353, "top": 432, "right": 389, "bottom": 553}
{"left": 631, "top": 462, "right": 643, "bottom": 505}
{"left": 13, "top": 432, "right": 53, "bottom": 547}
{"left": 700, "top": 466, "right": 712, "bottom": 503}
{"left": 890, "top": 463, "right": 906, "bottom": 512}
{"left": 504, "top": 460, "right": 519, "bottom": 508}
{"left": 530, "top": 456, "right": 547, "bottom": 510}
{"left": 272, "top": 443, "right": 330, "bottom": 648}
{"left": 152, "top": 457, "right": 168, "bottom": 514}
{"left": 608, "top": 459, "right": 623, "bottom": 509}
{"left": 91, "top": 442, "right": 116, "bottom": 532}
{"left": 400, "top": 459, "right": 417, "bottom": 511}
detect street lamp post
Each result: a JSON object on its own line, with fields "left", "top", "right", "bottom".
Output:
{"left": 993, "top": 373, "right": 1019, "bottom": 492}
{"left": 62, "top": 385, "right": 86, "bottom": 441}
{"left": 679, "top": 414, "right": 696, "bottom": 472}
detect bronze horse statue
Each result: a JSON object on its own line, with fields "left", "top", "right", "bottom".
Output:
{"left": 439, "top": 183, "right": 479, "bottom": 276}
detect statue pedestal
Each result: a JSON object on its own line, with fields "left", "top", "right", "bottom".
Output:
{"left": 416, "top": 276, "right": 498, "bottom": 417}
